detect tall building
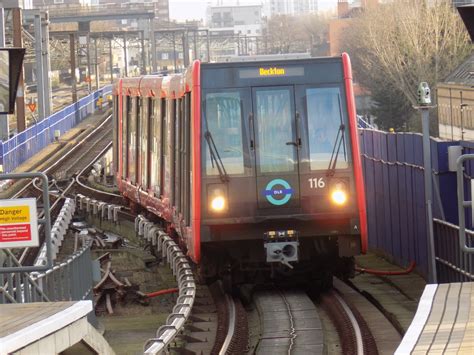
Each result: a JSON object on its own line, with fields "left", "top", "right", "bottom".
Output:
{"left": 208, "top": 4, "right": 262, "bottom": 36}
{"left": 207, "top": 3, "right": 263, "bottom": 58}
{"left": 264, "top": 0, "right": 318, "bottom": 17}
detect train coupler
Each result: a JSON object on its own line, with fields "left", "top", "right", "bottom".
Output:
{"left": 263, "top": 230, "right": 299, "bottom": 269}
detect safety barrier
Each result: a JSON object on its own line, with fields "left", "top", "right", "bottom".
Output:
{"left": 76, "top": 194, "right": 122, "bottom": 222}
{"left": 0, "top": 240, "right": 93, "bottom": 304}
{"left": 0, "top": 86, "right": 111, "bottom": 173}
{"left": 433, "top": 219, "right": 474, "bottom": 282}
{"left": 35, "top": 198, "right": 76, "bottom": 267}
{"left": 360, "top": 128, "right": 474, "bottom": 281}
{"left": 135, "top": 215, "right": 196, "bottom": 355}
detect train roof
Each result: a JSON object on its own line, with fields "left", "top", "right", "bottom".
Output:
{"left": 201, "top": 54, "right": 343, "bottom": 70}
{"left": 113, "top": 55, "right": 349, "bottom": 97}
{"left": 114, "top": 62, "right": 197, "bottom": 98}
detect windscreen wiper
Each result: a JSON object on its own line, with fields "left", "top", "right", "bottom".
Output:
{"left": 204, "top": 130, "right": 229, "bottom": 182}
{"left": 326, "top": 123, "right": 346, "bottom": 177}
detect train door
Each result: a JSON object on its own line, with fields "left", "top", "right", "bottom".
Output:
{"left": 251, "top": 86, "right": 301, "bottom": 209}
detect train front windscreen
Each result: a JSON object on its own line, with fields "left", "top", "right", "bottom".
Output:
{"left": 200, "top": 58, "right": 355, "bottom": 224}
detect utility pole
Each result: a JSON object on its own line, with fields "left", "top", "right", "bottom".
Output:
{"left": 42, "top": 13, "right": 52, "bottom": 116}
{"left": 416, "top": 82, "right": 437, "bottom": 284}
{"left": 34, "top": 13, "right": 45, "bottom": 120}
{"left": 237, "top": 33, "right": 240, "bottom": 56}
{"left": 460, "top": 91, "right": 466, "bottom": 141}
{"left": 140, "top": 30, "right": 146, "bottom": 74}
{"left": 12, "top": 8, "right": 25, "bottom": 133}
{"left": 109, "top": 37, "right": 114, "bottom": 83}
{"left": 150, "top": 20, "right": 157, "bottom": 73}
{"left": 172, "top": 31, "right": 177, "bottom": 72}
{"left": 123, "top": 33, "right": 128, "bottom": 76}
{"left": 86, "top": 34, "right": 92, "bottom": 92}
{"left": 94, "top": 37, "right": 99, "bottom": 90}
{"left": 182, "top": 31, "right": 189, "bottom": 67}
{"left": 0, "top": 7, "right": 8, "bottom": 140}
{"left": 206, "top": 29, "right": 211, "bottom": 62}
{"left": 70, "top": 33, "right": 77, "bottom": 103}
{"left": 193, "top": 31, "right": 197, "bottom": 61}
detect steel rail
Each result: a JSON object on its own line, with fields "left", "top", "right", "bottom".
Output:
{"left": 44, "top": 114, "right": 112, "bottom": 174}
{"left": 59, "top": 127, "right": 113, "bottom": 177}
{"left": 75, "top": 141, "right": 122, "bottom": 198}
{"left": 11, "top": 113, "right": 112, "bottom": 200}
{"left": 333, "top": 292, "right": 364, "bottom": 355}
{"left": 219, "top": 293, "right": 237, "bottom": 355}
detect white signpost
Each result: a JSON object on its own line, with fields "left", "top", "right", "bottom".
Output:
{"left": 0, "top": 198, "right": 39, "bottom": 249}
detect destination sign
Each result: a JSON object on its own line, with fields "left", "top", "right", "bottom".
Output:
{"left": 239, "top": 66, "right": 305, "bottom": 79}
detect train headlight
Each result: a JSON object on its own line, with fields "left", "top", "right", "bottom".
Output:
{"left": 211, "top": 195, "right": 226, "bottom": 212}
{"left": 331, "top": 182, "right": 348, "bottom": 206}
{"left": 208, "top": 185, "right": 227, "bottom": 213}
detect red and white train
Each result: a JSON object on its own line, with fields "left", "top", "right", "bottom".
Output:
{"left": 113, "top": 53, "right": 367, "bottom": 284}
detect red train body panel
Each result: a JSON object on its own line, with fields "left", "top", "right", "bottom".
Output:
{"left": 113, "top": 54, "right": 367, "bottom": 280}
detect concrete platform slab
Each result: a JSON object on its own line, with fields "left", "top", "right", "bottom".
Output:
{"left": 396, "top": 282, "right": 474, "bottom": 354}
{"left": 0, "top": 300, "right": 114, "bottom": 355}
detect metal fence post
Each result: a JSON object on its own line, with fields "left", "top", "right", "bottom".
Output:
{"left": 421, "top": 108, "right": 437, "bottom": 283}
{"left": 456, "top": 154, "right": 474, "bottom": 254}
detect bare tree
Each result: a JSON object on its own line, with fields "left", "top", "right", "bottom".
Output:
{"left": 264, "top": 13, "right": 328, "bottom": 55}
{"left": 300, "top": 13, "right": 329, "bottom": 55}
{"left": 265, "top": 15, "right": 296, "bottom": 53}
{"left": 342, "top": 0, "right": 471, "bottom": 106}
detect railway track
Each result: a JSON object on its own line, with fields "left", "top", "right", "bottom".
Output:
{"left": 65, "top": 200, "right": 402, "bottom": 354}
{"left": 171, "top": 281, "right": 387, "bottom": 355}
{"left": 8, "top": 113, "right": 120, "bottom": 266}
{"left": 129, "top": 212, "right": 400, "bottom": 354}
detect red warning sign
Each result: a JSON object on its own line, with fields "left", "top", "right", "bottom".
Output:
{"left": 0, "top": 224, "right": 32, "bottom": 242}
{"left": 27, "top": 102, "right": 37, "bottom": 112}
{"left": 0, "top": 198, "right": 39, "bottom": 249}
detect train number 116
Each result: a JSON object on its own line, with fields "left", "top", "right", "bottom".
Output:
{"left": 308, "top": 177, "right": 326, "bottom": 189}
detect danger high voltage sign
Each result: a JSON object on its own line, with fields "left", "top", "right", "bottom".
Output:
{"left": 0, "top": 198, "right": 39, "bottom": 249}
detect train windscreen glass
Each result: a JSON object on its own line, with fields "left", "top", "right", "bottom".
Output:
{"left": 306, "top": 87, "right": 349, "bottom": 171}
{"left": 204, "top": 91, "right": 245, "bottom": 176}
{"left": 255, "top": 88, "right": 296, "bottom": 173}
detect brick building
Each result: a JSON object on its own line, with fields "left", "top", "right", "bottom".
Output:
{"left": 437, "top": 59, "right": 474, "bottom": 140}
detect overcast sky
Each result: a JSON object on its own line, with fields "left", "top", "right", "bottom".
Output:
{"left": 169, "top": 0, "right": 340, "bottom": 21}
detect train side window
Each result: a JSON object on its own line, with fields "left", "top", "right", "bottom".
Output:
{"left": 146, "top": 98, "right": 152, "bottom": 191}
{"left": 306, "top": 87, "right": 349, "bottom": 171}
{"left": 184, "top": 93, "right": 191, "bottom": 226}
{"left": 149, "top": 98, "right": 162, "bottom": 195}
{"left": 175, "top": 99, "right": 182, "bottom": 214}
{"left": 113, "top": 95, "right": 119, "bottom": 173}
{"left": 140, "top": 97, "right": 149, "bottom": 188}
{"left": 180, "top": 98, "right": 186, "bottom": 219}
{"left": 170, "top": 100, "right": 176, "bottom": 207}
{"left": 161, "top": 99, "right": 167, "bottom": 197}
{"left": 122, "top": 95, "right": 129, "bottom": 178}
{"left": 128, "top": 97, "right": 138, "bottom": 184}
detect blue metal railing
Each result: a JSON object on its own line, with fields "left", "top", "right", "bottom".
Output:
{"left": 433, "top": 219, "right": 474, "bottom": 283}
{"left": 0, "top": 86, "right": 112, "bottom": 173}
